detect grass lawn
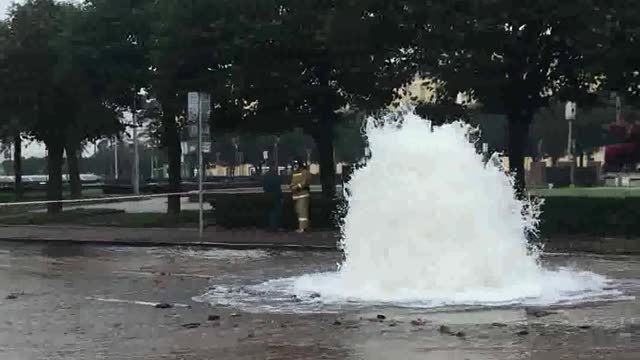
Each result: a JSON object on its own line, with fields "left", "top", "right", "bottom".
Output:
{"left": 0, "top": 208, "right": 209, "bottom": 228}
{"left": 530, "top": 187, "right": 640, "bottom": 198}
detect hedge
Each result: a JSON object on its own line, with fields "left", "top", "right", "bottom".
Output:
{"left": 214, "top": 193, "right": 345, "bottom": 230}
{"left": 214, "top": 193, "right": 640, "bottom": 237}
{"left": 538, "top": 196, "right": 640, "bottom": 238}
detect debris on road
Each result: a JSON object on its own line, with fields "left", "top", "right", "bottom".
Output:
{"left": 526, "top": 307, "right": 557, "bottom": 318}
{"left": 411, "top": 319, "right": 428, "bottom": 326}
{"left": 182, "top": 323, "right": 201, "bottom": 329}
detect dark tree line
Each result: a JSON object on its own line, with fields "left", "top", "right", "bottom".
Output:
{"left": 1, "top": 0, "right": 638, "bottom": 213}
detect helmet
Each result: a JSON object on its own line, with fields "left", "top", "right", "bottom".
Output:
{"left": 294, "top": 157, "right": 306, "bottom": 168}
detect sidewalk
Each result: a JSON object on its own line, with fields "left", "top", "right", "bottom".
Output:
{"left": 0, "top": 225, "right": 339, "bottom": 250}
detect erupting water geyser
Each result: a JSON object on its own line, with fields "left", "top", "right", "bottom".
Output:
{"left": 198, "top": 111, "right": 622, "bottom": 311}
{"left": 290, "top": 112, "right": 615, "bottom": 307}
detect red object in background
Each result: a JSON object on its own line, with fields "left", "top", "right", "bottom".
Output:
{"left": 605, "top": 143, "right": 639, "bottom": 166}
{"left": 608, "top": 124, "right": 628, "bottom": 140}
{"left": 629, "top": 125, "right": 640, "bottom": 142}
{"left": 604, "top": 123, "right": 640, "bottom": 170}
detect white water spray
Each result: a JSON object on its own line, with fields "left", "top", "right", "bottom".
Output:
{"left": 197, "top": 111, "right": 621, "bottom": 311}
{"left": 290, "top": 112, "right": 613, "bottom": 307}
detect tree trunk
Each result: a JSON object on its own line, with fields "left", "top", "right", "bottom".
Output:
{"left": 46, "top": 142, "right": 65, "bottom": 214}
{"left": 507, "top": 115, "right": 531, "bottom": 198}
{"left": 314, "top": 58, "right": 337, "bottom": 200}
{"left": 312, "top": 116, "right": 337, "bottom": 200}
{"left": 163, "top": 111, "right": 181, "bottom": 214}
{"left": 13, "top": 132, "right": 22, "bottom": 201}
{"left": 65, "top": 141, "right": 82, "bottom": 199}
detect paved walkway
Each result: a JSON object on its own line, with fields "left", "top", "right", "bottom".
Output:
{"left": 0, "top": 225, "right": 339, "bottom": 250}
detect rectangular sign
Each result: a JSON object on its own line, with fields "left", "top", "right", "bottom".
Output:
{"left": 200, "top": 93, "right": 211, "bottom": 119}
{"left": 565, "top": 101, "right": 576, "bottom": 121}
{"left": 202, "top": 141, "right": 212, "bottom": 153}
{"left": 187, "top": 92, "right": 199, "bottom": 124}
{"left": 187, "top": 124, "right": 198, "bottom": 138}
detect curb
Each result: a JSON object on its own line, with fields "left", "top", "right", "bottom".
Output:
{"left": 0, "top": 237, "right": 338, "bottom": 251}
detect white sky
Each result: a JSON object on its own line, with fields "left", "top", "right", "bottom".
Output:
{"left": 0, "top": 0, "right": 14, "bottom": 18}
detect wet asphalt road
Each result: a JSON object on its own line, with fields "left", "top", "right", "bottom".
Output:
{"left": 1, "top": 242, "right": 640, "bottom": 360}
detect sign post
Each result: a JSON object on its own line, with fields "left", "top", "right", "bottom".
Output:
{"left": 565, "top": 101, "right": 577, "bottom": 187}
{"left": 198, "top": 95, "right": 204, "bottom": 239}
{"left": 188, "top": 92, "right": 211, "bottom": 239}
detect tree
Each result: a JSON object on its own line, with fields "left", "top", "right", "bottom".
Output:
{"left": 595, "top": 0, "right": 640, "bottom": 107}
{"left": 4, "top": 0, "right": 68, "bottom": 212}
{"left": 214, "top": 0, "right": 413, "bottom": 199}
{"left": 59, "top": 0, "right": 148, "bottom": 198}
{"left": 3, "top": 1, "right": 125, "bottom": 211}
{"left": 334, "top": 114, "right": 367, "bottom": 164}
{"left": 0, "top": 119, "right": 25, "bottom": 199}
{"left": 406, "top": 0, "right": 609, "bottom": 195}
{"left": 144, "top": 0, "right": 244, "bottom": 213}
{"left": 0, "top": 21, "right": 27, "bottom": 200}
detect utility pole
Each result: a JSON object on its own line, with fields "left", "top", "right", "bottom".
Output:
{"left": 232, "top": 137, "right": 239, "bottom": 178}
{"left": 273, "top": 136, "right": 280, "bottom": 175}
{"left": 132, "top": 92, "right": 140, "bottom": 194}
{"left": 615, "top": 93, "right": 623, "bottom": 125}
{"left": 114, "top": 137, "right": 119, "bottom": 180}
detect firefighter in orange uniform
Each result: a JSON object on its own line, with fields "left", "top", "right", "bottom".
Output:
{"left": 290, "top": 159, "right": 311, "bottom": 233}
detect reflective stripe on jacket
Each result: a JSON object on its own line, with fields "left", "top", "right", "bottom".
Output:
{"left": 290, "top": 169, "right": 311, "bottom": 199}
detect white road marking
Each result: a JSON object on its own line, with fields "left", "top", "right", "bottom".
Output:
{"left": 114, "top": 270, "right": 213, "bottom": 279}
{"left": 87, "top": 296, "right": 190, "bottom": 308}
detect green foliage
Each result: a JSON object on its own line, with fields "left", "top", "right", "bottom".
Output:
{"left": 213, "top": 0, "right": 412, "bottom": 132}
{"left": 0, "top": 0, "right": 639, "bottom": 208}
{"left": 0, "top": 0, "right": 129, "bottom": 210}
{"left": 539, "top": 196, "right": 640, "bottom": 238}
{"left": 594, "top": 0, "right": 640, "bottom": 106}
{"left": 402, "top": 0, "right": 619, "bottom": 193}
